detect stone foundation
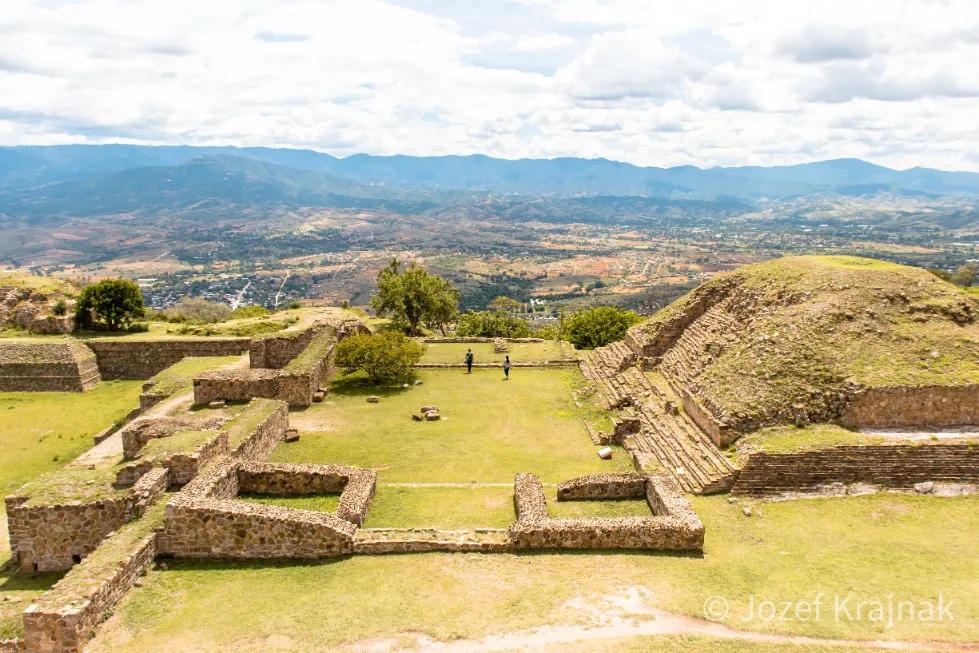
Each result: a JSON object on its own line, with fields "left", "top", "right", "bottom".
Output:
{"left": 842, "top": 384, "right": 979, "bottom": 428}
{"left": 162, "top": 458, "right": 375, "bottom": 559}
{"left": 85, "top": 338, "right": 249, "bottom": 380}
{"left": 0, "top": 340, "right": 99, "bottom": 392}
{"left": 21, "top": 506, "right": 166, "bottom": 653}
{"left": 732, "top": 443, "right": 979, "bottom": 495}
{"left": 508, "top": 473, "right": 704, "bottom": 551}
{"left": 556, "top": 473, "right": 647, "bottom": 500}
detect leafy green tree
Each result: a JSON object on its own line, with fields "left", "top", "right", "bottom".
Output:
{"left": 334, "top": 332, "right": 425, "bottom": 384}
{"left": 75, "top": 279, "right": 146, "bottom": 331}
{"left": 455, "top": 310, "right": 531, "bottom": 338}
{"left": 371, "top": 259, "right": 459, "bottom": 336}
{"left": 51, "top": 299, "right": 68, "bottom": 316}
{"left": 951, "top": 263, "right": 977, "bottom": 287}
{"left": 927, "top": 268, "right": 952, "bottom": 282}
{"left": 489, "top": 295, "right": 521, "bottom": 313}
{"left": 562, "top": 306, "right": 642, "bottom": 350}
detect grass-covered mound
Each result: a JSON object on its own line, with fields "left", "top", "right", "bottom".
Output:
{"left": 633, "top": 256, "right": 979, "bottom": 432}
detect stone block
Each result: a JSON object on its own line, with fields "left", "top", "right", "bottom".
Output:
{"left": 208, "top": 400, "right": 226, "bottom": 409}
{"left": 412, "top": 413, "right": 424, "bottom": 421}
{"left": 425, "top": 410, "right": 440, "bottom": 421}
{"left": 421, "top": 405, "right": 438, "bottom": 413}
{"left": 367, "top": 396, "right": 379, "bottom": 403}
{"left": 312, "top": 391, "right": 325, "bottom": 403}
{"left": 284, "top": 429, "right": 300, "bottom": 443}
{"left": 598, "top": 447, "right": 613, "bottom": 459}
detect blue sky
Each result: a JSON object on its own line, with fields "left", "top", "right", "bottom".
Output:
{"left": 2, "top": 0, "right": 978, "bottom": 171}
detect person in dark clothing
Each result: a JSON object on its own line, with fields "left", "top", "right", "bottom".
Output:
{"left": 465, "top": 348, "right": 474, "bottom": 374}
{"left": 503, "top": 355, "right": 511, "bottom": 380}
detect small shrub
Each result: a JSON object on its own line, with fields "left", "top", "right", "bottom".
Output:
{"left": 165, "top": 298, "right": 231, "bottom": 324}
{"left": 456, "top": 310, "right": 531, "bottom": 338}
{"left": 51, "top": 298, "right": 68, "bottom": 316}
{"left": 229, "top": 305, "right": 271, "bottom": 320}
{"left": 288, "top": 300, "right": 302, "bottom": 310}
{"left": 335, "top": 332, "right": 425, "bottom": 384}
{"left": 126, "top": 322, "right": 150, "bottom": 333}
{"left": 562, "top": 306, "right": 642, "bottom": 350}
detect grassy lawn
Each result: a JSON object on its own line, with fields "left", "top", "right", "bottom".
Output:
{"left": 143, "top": 355, "right": 242, "bottom": 400}
{"left": 365, "top": 486, "right": 515, "bottom": 528}
{"left": 86, "top": 493, "right": 979, "bottom": 652}
{"left": 0, "top": 381, "right": 142, "bottom": 639}
{"left": 419, "top": 341, "right": 577, "bottom": 364}
{"left": 240, "top": 494, "right": 341, "bottom": 513}
{"left": 0, "top": 380, "right": 143, "bottom": 498}
{"left": 738, "top": 423, "right": 885, "bottom": 455}
{"left": 275, "top": 368, "right": 632, "bottom": 483}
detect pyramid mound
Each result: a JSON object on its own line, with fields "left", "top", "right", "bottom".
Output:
{"left": 626, "top": 256, "right": 979, "bottom": 440}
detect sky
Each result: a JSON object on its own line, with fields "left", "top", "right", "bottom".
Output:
{"left": 1, "top": 0, "right": 978, "bottom": 171}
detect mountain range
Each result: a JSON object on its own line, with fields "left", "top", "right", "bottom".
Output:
{"left": 1, "top": 144, "right": 978, "bottom": 220}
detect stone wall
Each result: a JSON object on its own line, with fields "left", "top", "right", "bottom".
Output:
{"left": 0, "top": 340, "right": 100, "bottom": 392}
{"left": 224, "top": 398, "right": 290, "bottom": 461}
{"left": 161, "top": 459, "right": 366, "bottom": 559}
{"left": 85, "top": 338, "right": 249, "bottom": 380}
{"left": 21, "top": 507, "right": 165, "bottom": 653}
{"left": 121, "top": 416, "right": 226, "bottom": 460}
{"left": 414, "top": 361, "right": 579, "bottom": 369}
{"left": 509, "top": 473, "right": 704, "bottom": 551}
{"left": 193, "top": 329, "right": 336, "bottom": 407}
{"left": 841, "top": 384, "right": 979, "bottom": 428}
{"left": 237, "top": 461, "right": 377, "bottom": 526}
{"left": 681, "top": 389, "right": 736, "bottom": 448}
{"left": 249, "top": 326, "right": 321, "bottom": 369}
{"left": 4, "top": 496, "right": 130, "bottom": 573}
{"left": 732, "top": 443, "right": 979, "bottom": 495}
{"left": 556, "top": 473, "right": 647, "bottom": 500}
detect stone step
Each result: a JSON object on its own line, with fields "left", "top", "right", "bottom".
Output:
{"left": 353, "top": 528, "right": 510, "bottom": 554}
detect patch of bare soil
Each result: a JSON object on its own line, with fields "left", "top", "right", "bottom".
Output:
{"left": 342, "top": 587, "right": 975, "bottom": 653}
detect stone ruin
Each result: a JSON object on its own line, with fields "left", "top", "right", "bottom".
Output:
{"left": 579, "top": 273, "right": 979, "bottom": 497}
{"left": 0, "top": 339, "right": 100, "bottom": 392}
{"left": 509, "top": 472, "right": 704, "bottom": 551}
{"left": 193, "top": 319, "right": 366, "bottom": 407}
{"left": 493, "top": 338, "right": 508, "bottom": 353}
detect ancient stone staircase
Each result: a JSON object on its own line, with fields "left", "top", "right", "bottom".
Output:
{"left": 660, "top": 301, "right": 740, "bottom": 391}
{"left": 580, "top": 341, "right": 637, "bottom": 409}
{"left": 581, "top": 343, "right": 738, "bottom": 494}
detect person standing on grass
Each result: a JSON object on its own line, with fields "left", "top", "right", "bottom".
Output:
{"left": 503, "top": 355, "right": 511, "bottom": 380}
{"left": 465, "top": 348, "right": 474, "bottom": 374}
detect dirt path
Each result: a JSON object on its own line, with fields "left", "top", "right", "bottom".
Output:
{"left": 349, "top": 588, "right": 975, "bottom": 653}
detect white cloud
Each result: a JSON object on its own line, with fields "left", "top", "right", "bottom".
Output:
{"left": 0, "top": 0, "right": 978, "bottom": 171}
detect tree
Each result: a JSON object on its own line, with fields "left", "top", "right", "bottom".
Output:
{"left": 455, "top": 310, "right": 532, "bottom": 338}
{"left": 334, "top": 332, "right": 425, "bottom": 384}
{"left": 370, "top": 259, "right": 459, "bottom": 336}
{"left": 75, "top": 279, "right": 146, "bottom": 331}
{"left": 562, "top": 306, "right": 642, "bottom": 350}
{"left": 165, "top": 298, "right": 231, "bottom": 324}
{"left": 951, "top": 263, "right": 977, "bottom": 287}
{"left": 489, "top": 295, "right": 521, "bottom": 314}
{"left": 927, "top": 268, "right": 952, "bottom": 282}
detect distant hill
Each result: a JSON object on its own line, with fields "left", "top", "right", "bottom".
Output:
{"left": 2, "top": 145, "right": 979, "bottom": 200}
{"left": 0, "top": 155, "right": 440, "bottom": 220}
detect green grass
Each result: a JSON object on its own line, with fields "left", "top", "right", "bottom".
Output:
{"left": 240, "top": 494, "right": 341, "bottom": 513}
{"left": 419, "top": 341, "right": 576, "bottom": 364}
{"left": 364, "top": 486, "right": 515, "bottom": 528}
{"left": 546, "top": 488, "right": 652, "bottom": 519}
{"left": 140, "top": 430, "right": 219, "bottom": 458}
{"left": 738, "top": 423, "right": 884, "bottom": 454}
{"left": 273, "top": 368, "right": 632, "bottom": 483}
{"left": 0, "top": 381, "right": 142, "bottom": 498}
{"left": 86, "top": 493, "right": 979, "bottom": 652}
{"left": 143, "top": 356, "right": 241, "bottom": 399}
